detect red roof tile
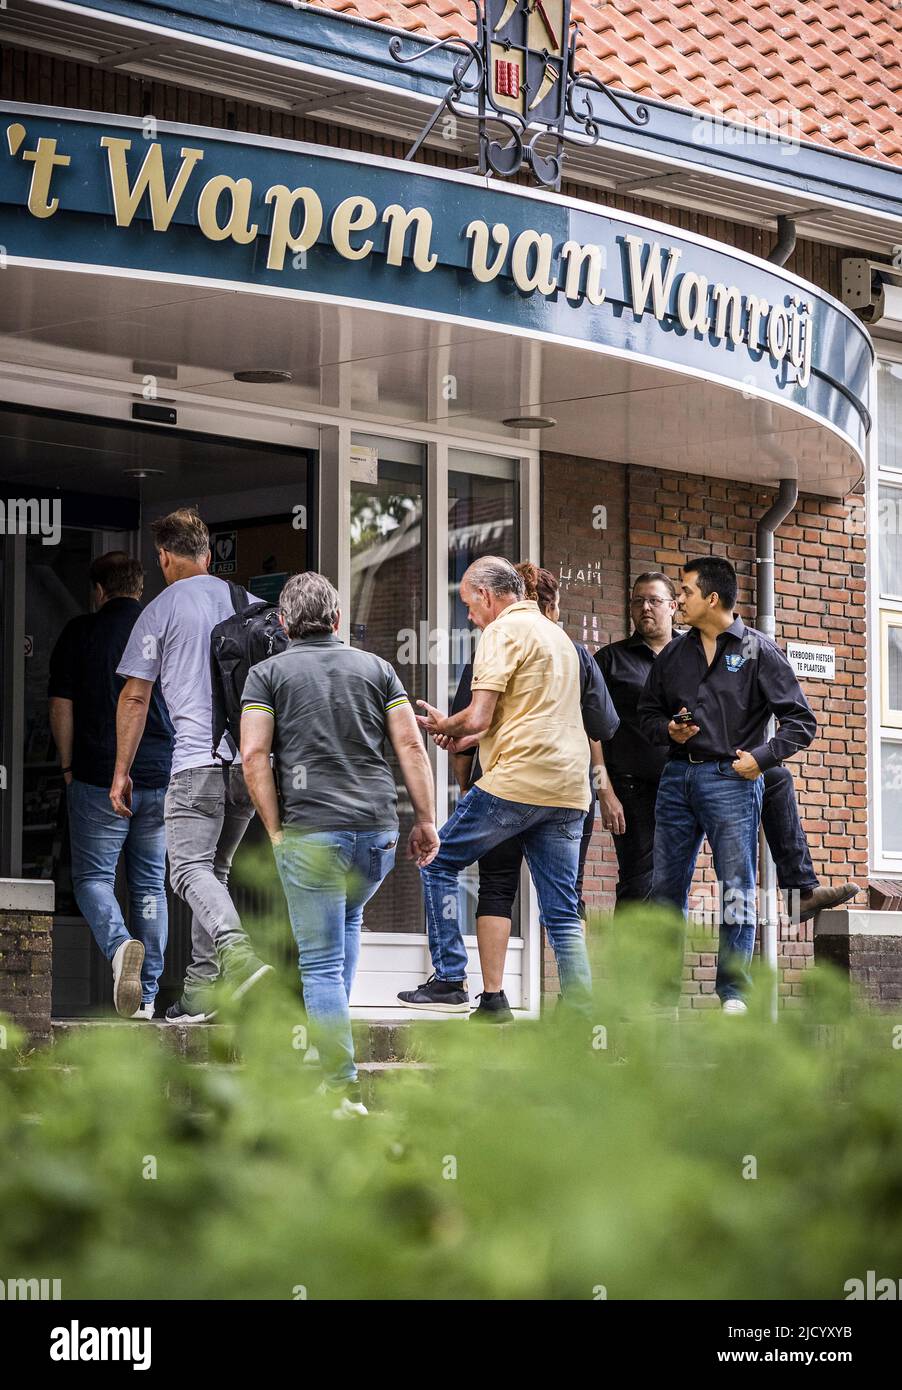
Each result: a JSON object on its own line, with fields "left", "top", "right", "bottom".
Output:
{"left": 309, "top": 0, "right": 902, "bottom": 167}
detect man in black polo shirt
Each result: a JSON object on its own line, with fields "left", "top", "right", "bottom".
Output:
{"left": 596, "top": 571, "right": 859, "bottom": 920}
{"left": 637, "top": 557, "right": 817, "bottom": 1013}
{"left": 49, "top": 552, "right": 173, "bottom": 1018}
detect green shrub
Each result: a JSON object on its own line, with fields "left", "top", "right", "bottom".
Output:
{"left": 1, "top": 907, "right": 901, "bottom": 1300}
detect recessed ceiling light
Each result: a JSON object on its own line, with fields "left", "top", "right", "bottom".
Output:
{"left": 233, "top": 369, "right": 293, "bottom": 385}
{"left": 501, "top": 415, "right": 557, "bottom": 430}
{"left": 123, "top": 469, "right": 166, "bottom": 478}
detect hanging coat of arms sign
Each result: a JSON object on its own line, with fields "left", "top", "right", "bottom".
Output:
{"left": 389, "top": 0, "right": 648, "bottom": 190}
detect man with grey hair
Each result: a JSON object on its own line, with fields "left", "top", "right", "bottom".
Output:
{"left": 402, "top": 555, "right": 594, "bottom": 1014}
{"left": 241, "top": 570, "right": 439, "bottom": 1116}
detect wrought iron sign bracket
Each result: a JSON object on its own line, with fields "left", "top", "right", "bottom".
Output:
{"left": 389, "top": 0, "right": 649, "bottom": 191}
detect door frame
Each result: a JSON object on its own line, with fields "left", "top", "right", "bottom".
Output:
{"left": 319, "top": 422, "right": 542, "bottom": 1017}
{"left": 0, "top": 365, "right": 543, "bottom": 1015}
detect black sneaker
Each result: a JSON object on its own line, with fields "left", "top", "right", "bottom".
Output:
{"left": 397, "top": 974, "right": 469, "bottom": 1013}
{"left": 164, "top": 996, "right": 217, "bottom": 1024}
{"left": 470, "top": 990, "right": 514, "bottom": 1023}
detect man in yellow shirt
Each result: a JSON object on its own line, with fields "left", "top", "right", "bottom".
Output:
{"left": 400, "top": 556, "right": 592, "bottom": 1015}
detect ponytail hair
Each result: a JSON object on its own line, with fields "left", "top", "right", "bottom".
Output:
{"left": 515, "top": 560, "right": 559, "bottom": 616}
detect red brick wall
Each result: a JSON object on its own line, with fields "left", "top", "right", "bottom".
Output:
{"left": 541, "top": 451, "right": 868, "bottom": 1007}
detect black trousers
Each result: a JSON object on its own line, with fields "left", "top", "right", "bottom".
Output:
{"left": 609, "top": 775, "right": 660, "bottom": 907}
{"left": 609, "top": 764, "right": 819, "bottom": 908}
{"left": 476, "top": 805, "right": 597, "bottom": 921}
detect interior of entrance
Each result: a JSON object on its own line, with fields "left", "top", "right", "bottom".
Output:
{"left": 0, "top": 403, "right": 312, "bottom": 1015}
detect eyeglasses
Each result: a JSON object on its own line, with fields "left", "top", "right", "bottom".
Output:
{"left": 630, "top": 596, "right": 671, "bottom": 609}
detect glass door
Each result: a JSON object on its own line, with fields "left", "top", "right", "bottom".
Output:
{"left": 348, "top": 434, "right": 427, "bottom": 937}
{"left": 447, "top": 452, "right": 520, "bottom": 936}
{"left": 342, "top": 434, "right": 530, "bottom": 1010}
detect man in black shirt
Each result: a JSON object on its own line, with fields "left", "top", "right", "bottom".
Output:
{"left": 49, "top": 552, "right": 173, "bottom": 1018}
{"left": 637, "top": 557, "right": 816, "bottom": 1013}
{"left": 596, "top": 571, "right": 859, "bottom": 922}
{"left": 595, "top": 574, "right": 674, "bottom": 903}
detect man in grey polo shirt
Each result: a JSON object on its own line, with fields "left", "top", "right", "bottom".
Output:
{"left": 240, "top": 571, "right": 438, "bottom": 1117}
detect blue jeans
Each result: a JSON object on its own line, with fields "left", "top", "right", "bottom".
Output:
{"left": 421, "top": 785, "right": 592, "bottom": 1004}
{"left": 274, "top": 827, "right": 398, "bottom": 1087}
{"left": 651, "top": 761, "right": 764, "bottom": 1003}
{"left": 68, "top": 780, "right": 168, "bottom": 1005}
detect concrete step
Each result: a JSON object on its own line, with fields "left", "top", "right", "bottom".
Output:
{"left": 49, "top": 1017, "right": 432, "bottom": 1063}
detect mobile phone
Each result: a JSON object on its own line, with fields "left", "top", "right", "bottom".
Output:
{"left": 672, "top": 710, "right": 695, "bottom": 725}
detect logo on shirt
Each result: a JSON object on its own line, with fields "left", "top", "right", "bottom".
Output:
{"left": 724, "top": 654, "right": 746, "bottom": 673}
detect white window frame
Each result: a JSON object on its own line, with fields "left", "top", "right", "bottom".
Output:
{"left": 868, "top": 341, "right": 902, "bottom": 870}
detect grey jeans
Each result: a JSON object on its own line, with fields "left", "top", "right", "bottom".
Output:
{"left": 164, "top": 764, "right": 256, "bottom": 993}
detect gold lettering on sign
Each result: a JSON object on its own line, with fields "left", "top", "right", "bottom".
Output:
{"left": 511, "top": 229, "right": 557, "bottom": 296}
{"left": 711, "top": 283, "right": 744, "bottom": 345}
{"left": 560, "top": 240, "right": 606, "bottom": 306}
{"left": 676, "top": 271, "right": 710, "bottom": 334}
{"left": 381, "top": 205, "right": 438, "bottom": 272}
{"left": 623, "top": 235, "right": 682, "bottom": 318}
{"left": 196, "top": 174, "right": 258, "bottom": 244}
{"left": 19, "top": 136, "right": 71, "bottom": 218}
{"left": 745, "top": 295, "right": 769, "bottom": 350}
{"left": 101, "top": 138, "right": 204, "bottom": 232}
{"left": 788, "top": 298, "right": 812, "bottom": 389}
{"left": 264, "top": 185, "right": 324, "bottom": 270}
{"left": 5, "top": 121, "right": 820, "bottom": 401}
{"left": 465, "top": 220, "right": 510, "bottom": 282}
{"left": 767, "top": 305, "right": 790, "bottom": 362}
{"left": 331, "top": 196, "right": 377, "bottom": 261}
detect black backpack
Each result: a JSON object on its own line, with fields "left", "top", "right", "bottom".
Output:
{"left": 210, "top": 580, "right": 289, "bottom": 761}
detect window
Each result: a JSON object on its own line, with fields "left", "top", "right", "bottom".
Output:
{"left": 348, "top": 435, "right": 427, "bottom": 935}
{"left": 446, "top": 452, "right": 520, "bottom": 934}
{"left": 874, "top": 357, "right": 902, "bottom": 863}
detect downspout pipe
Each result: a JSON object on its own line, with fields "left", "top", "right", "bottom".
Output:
{"left": 756, "top": 478, "right": 799, "bottom": 1020}
{"left": 767, "top": 214, "right": 797, "bottom": 267}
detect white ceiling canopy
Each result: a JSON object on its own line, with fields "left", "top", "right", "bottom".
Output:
{"left": 0, "top": 263, "right": 864, "bottom": 496}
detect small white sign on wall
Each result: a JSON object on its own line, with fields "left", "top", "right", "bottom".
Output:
{"left": 787, "top": 641, "right": 835, "bottom": 681}
{"left": 350, "top": 445, "right": 379, "bottom": 484}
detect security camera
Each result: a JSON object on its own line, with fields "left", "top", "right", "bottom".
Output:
{"left": 842, "top": 251, "right": 902, "bottom": 326}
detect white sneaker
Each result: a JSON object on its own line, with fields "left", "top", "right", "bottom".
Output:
{"left": 316, "top": 1080, "right": 368, "bottom": 1118}
{"left": 722, "top": 998, "right": 748, "bottom": 1016}
{"left": 131, "top": 1003, "right": 154, "bottom": 1021}
{"left": 112, "top": 939, "right": 145, "bottom": 1017}
{"left": 333, "top": 1096, "right": 368, "bottom": 1119}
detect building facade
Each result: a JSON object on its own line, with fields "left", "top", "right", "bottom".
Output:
{"left": 0, "top": 0, "right": 899, "bottom": 1023}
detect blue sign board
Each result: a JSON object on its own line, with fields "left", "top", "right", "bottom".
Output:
{"left": 0, "top": 104, "right": 872, "bottom": 457}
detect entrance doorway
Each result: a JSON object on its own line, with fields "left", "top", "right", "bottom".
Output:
{"left": 0, "top": 402, "right": 313, "bottom": 1015}
{"left": 0, "top": 394, "right": 541, "bottom": 1017}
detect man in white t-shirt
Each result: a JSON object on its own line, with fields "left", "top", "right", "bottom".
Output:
{"left": 111, "top": 508, "right": 271, "bottom": 1022}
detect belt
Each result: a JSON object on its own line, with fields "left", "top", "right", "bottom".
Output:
{"left": 672, "top": 751, "right": 723, "bottom": 765}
